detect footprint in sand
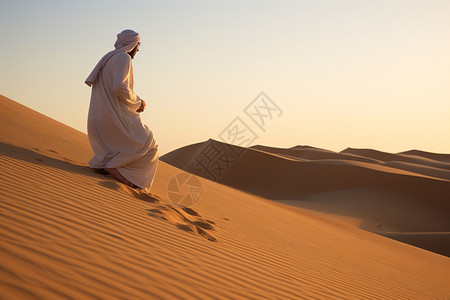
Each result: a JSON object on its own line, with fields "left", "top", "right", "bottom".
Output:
{"left": 97, "top": 180, "right": 217, "bottom": 241}
{"left": 99, "top": 180, "right": 160, "bottom": 203}
{"left": 147, "top": 205, "right": 217, "bottom": 242}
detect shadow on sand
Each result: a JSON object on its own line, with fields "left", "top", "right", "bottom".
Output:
{"left": 0, "top": 141, "right": 108, "bottom": 181}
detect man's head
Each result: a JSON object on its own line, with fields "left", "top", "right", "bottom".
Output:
{"left": 128, "top": 41, "right": 140, "bottom": 59}
{"left": 114, "top": 29, "right": 140, "bottom": 59}
{"left": 85, "top": 29, "right": 141, "bottom": 86}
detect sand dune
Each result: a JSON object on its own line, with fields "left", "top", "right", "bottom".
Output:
{"left": 0, "top": 94, "right": 92, "bottom": 164}
{"left": 161, "top": 139, "right": 450, "bottom": 204}
{"left": 342, "top": 147, "right": 450, "bottom": 170}
{"left": 381, "top": 160, "right": 450, "bottom": 181}
{"left": 1, "top": 94, "right": 450, "bottom": 299}
{"left": 400, "top": 149, "right": 450, "bottom": 163}
{"left": 161, "top": 139, "right": 450, "bottom": 256}
{"left": 251, "top": 144, "right": 381, "bottom": 164}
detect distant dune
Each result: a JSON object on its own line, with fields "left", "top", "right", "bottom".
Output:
{"left": 1, "top": 94, "right": 450, "bottom": 299}
{"left": 251, "top": 144, "right": 381, "bottom": 164}
{"left": 161, "top": 139, "right": 450, "bottom": 256}
{"left": 341, "top": 147, "right": 450, "bottom": 170}
{"left": 399, "top": 149, "right": 450, "bottom": 163}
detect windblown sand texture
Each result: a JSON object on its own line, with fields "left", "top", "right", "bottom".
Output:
{"left": 1, "top": 94, "right": 450, "bottom": 299}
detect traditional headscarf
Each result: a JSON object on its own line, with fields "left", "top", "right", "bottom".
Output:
{"left": 85, "top": 29, "right": 140, "bottom": 86}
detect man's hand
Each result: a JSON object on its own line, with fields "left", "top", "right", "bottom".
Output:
{"left": 136, "top": 100, "right": 146, "bottom": 113}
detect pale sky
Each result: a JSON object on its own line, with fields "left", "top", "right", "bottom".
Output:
{"left": 1, "top": 0, "right": 449, "bottom": 155}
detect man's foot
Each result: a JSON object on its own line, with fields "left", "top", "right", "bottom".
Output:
{"left": 104, "top": 168, "right": 135, "bottom": 188}
{"left": 93, "top": 168, "right": 109, "bottom": 175}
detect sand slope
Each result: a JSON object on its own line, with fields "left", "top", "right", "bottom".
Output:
{"left": 1, "top": 94, "right": 450, "bottom": 299}
{"left": 0, "top": 95, "right": 92, "bottom": 164}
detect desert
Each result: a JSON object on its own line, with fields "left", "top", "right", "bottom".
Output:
{"left": 1, "top": 94, "right": 449, "bottom": 299}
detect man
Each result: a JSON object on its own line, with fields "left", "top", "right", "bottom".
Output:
{"left": 85, "top": 29, "right": 159, "bottom": 192}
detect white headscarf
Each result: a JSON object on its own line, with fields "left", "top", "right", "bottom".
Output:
{"left": 85, "top": 29, "right": 140, "bottom": 87}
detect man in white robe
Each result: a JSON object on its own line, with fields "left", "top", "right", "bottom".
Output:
{"left": 85, "top": 29, "right": 158, "bottom": 192}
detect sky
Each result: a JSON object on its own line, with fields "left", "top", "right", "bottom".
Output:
{"left": 1, "top": 0, "right": 449, "bottom": 155}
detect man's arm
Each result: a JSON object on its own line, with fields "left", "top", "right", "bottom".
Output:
{"left": 112, "top": 53, "right": 142, "bottom": 112}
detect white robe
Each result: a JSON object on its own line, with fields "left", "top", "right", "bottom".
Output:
{"left": 87, "top": 52, "right": 158, "bottom": 192}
